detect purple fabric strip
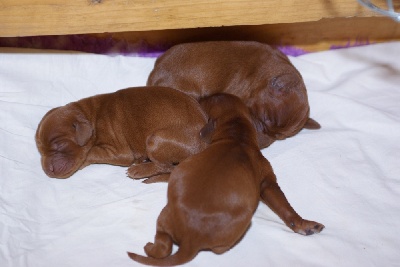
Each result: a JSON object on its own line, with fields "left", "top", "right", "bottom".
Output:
{"left": 0, "top": 35, "right": 371, "bottom": 57}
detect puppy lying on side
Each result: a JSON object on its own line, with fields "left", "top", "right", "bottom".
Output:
{"left": 147, "top": 41, "right": 320, "bottom": 149}
{"left": 128, "top": 93, "right": 324, "bottom": 266}
{"left": 35, "top": 86, "right": 207, "bottom": 179}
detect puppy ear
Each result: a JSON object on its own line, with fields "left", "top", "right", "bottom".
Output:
{"left": 270, "top": 73, "right": 296, "bottom": 93}
{"left": 200, "top": 119, "right": 215, "bottom": 144}
{"left": 303, "top": 118, "right": 321, "bottom": 130}
{"left": 73, "top": 119, "right": 93, "bottom": 146}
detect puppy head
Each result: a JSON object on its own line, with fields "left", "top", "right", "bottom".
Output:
{"left": 250, "top": 70, "right": 320, "bottom": 148}
{"left": 200, "top": 93, "right": 254, "bottom": 143}
{"left": 200, "top": 93, "right": 251, "bottom": 121}
{"left": 35, "top": 105, "right": 94, "bottom": 178}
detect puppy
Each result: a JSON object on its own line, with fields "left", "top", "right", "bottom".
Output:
{"left": 147, "top": 41, "right": 320, "bottom": 149}
{"left": 128, "top": 93, "right": 324, "bottom": 266}
{"left": 35, "top": 86, "right": 207, "bottom": 179}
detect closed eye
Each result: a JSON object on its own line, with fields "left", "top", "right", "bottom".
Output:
{"left": 50, "top": 141, "right": 69, "bottom": 152}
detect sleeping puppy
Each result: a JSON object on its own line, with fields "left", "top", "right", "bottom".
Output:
{"left": 35, "top": 86, "right": 207, "bottom": 179}
{"left": 147, "top": 41, "right": 320, "bottom": 149}
{"left": 128, "top": 93, "right": 324, "bottom": 266}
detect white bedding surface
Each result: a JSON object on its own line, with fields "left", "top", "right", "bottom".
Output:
{"left": 1, "top": 43, "right": 399, "bottom": 267}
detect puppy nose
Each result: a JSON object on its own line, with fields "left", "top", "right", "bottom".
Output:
{"left": 43, "top": 161, "right": 55, "bottom": 177}
{"left": 48, "top": 163, "right": 54, "bottom": 173}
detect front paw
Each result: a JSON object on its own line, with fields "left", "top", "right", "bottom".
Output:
{"left": 290, "top": 219, "right": 325, "bottom": 236}
{"left": 127, "top": 162, "right": 172, "bottom": 179}
{"left": 126, "top": 163, "right": 152, "bottom": 179}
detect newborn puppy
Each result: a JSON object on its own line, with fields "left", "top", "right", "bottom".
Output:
{"left": 128, "top": 93, "right": 324, "bottom": 266}
{"left": 147, "top": 41, "right": 320, "bottom": 149}
{"left": 35, "top": 86, "right": 207, "bottom": 179}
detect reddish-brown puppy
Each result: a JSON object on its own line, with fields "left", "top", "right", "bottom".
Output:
{"left": 128, "top": 94, "right": 324, "bottom": 266}
{"left": 35, "top": 86, "right": 207, "bottom": 179}
{"left": 147, "top": 41, "right": 320, "bottom": 149}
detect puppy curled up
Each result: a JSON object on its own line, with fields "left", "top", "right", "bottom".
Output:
{"left": 147, "top": 41, "right": 321, "bottom": 149}
{"left": 35, "top": 86, "right": 207, "bottom": 180}
{"left": 128, "top": 93, "right": 324, "bottom": 266}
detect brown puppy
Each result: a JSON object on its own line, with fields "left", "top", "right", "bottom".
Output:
{"left": 147, "top": 41, "right": 320, "bottom": 149}
{"left": 128, "top": 94, "right": 324, "bottom": 266}
{"left": 35, "top": 86, "right": 207, "bottom": 179}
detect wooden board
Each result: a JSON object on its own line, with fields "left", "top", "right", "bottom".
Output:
{"left": 0, "top": 0, "right": 379, "bottom": 37}
{"left": 93, "top": 16, "right": 400, "bottom": 53}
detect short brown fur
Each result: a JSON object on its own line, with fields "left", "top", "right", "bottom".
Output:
{"left": 35, "top": 86, "right": 207, "bottom": 179}
{"left": 147, "top": 41, "right": 320, "bottom": 149}
{"left": 128, "top": 94, "right": 324, "bottom": 266}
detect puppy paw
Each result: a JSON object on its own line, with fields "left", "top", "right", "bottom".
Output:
{"left": 144, "top": 242, "right": 156, "bottom": 257}
{"left": 144, "top": 242, "right": 171, "bottom": 259}
{"left": 126, "top": 163, "right": 156, "bottom": 179}
{"left": 127, "top": 162, "right": 173, "bottom": 180}
{"left": 290, "top": 220, "right": 325, "bottom": 236}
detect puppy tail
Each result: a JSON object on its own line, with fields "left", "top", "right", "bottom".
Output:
{"left": 127, "top": 243, "right": 198, "bottom": 266}
{"left": 303, "top": 118, "right": 321, "bottom": 129}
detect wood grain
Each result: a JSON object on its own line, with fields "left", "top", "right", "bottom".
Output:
{"left": 0, "top": 0, "right": 377, "bottom": 37}
{"left": 92, "top": 16, "right": 400, "bottom": 53}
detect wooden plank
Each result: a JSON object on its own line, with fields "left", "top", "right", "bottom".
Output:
{"left": 0, "top": 0, "right": 378, "bottom": 37}
{"left": 93, "top": 16, "right": 400, "bottom": 53}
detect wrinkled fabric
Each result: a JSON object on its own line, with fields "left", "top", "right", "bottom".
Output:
{"left": 1, "top": 43, "right": 399, "bottom": 267}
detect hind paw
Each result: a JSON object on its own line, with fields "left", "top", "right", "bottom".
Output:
{"left": 144, "top": 242, "right": 156, "bottom": 257}
{"left": 291, "top": 219, "right": 325, "bottom": 235}
{"left": 144, "top": 242, "right": 171, "bottom": 259}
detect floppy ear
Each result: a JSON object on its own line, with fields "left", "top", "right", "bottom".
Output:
{"left": 303, "top": 118, "right": 321, "bottom": 130}
{"left": 200, "top": 119, "right": 215, "bottom": 144}
{"left": 73, "top": 119, "right": 93, "bottom": 146}
{"left": 270, "top": 73, "right": 297, "bottom": 93}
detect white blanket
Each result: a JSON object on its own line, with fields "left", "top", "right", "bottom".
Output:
{"left": 1, "top": 42, "right": 399, "bottom": 267}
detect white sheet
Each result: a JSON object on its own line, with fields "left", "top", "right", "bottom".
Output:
{"left": 1, "top": 42, "right": 399, "bottom": 267}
